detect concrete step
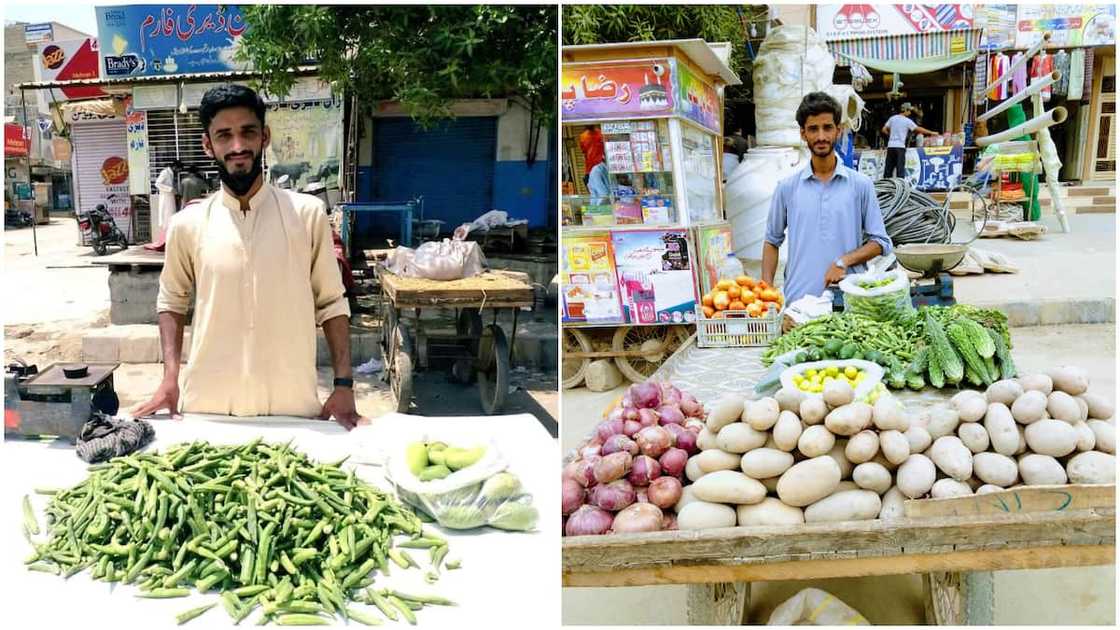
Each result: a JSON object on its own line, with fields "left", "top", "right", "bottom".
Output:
{"left": 83, "top": 325, "right": 381, "bottom": 366}
{"left": 1068, "top": 186, "right": 1114, "bottom": 197}
{"left": 971, "top": 297, "right": 1116, "bottom": 327}
{"left": 1076, "top": 204, "right": 1116, "bottom": 214}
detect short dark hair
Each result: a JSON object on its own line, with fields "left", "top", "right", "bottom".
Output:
{"left": 796, "top": 92, "right": 842, "bottom": 128}
{"left": 199, "top": 84, "right": 266, "bottom": 135}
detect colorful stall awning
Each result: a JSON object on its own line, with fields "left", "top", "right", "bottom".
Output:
{"left": 829, "top": 29, "right": 983, "bottom": 68}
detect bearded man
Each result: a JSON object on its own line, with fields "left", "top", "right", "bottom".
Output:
{"left": 132, "top": 84, "right": 366, "bottom": 429}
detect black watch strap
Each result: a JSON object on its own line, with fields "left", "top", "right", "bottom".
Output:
{"left": 333, "top": 377, "right": 354, "bottom": 389}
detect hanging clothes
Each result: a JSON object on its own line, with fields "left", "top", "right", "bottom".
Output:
{"left": 1030, "top": 51, "right": 1054, "bottom": 102}
{"left": 1068, "top": 48, "right": 1086, "bottom": 101}
{"left": 974, "top": 52, "right": 989, "bottom": 105}
{"left": 1010, "top": 52, "right": 1028, "bottom": 96}
{"left": 988, "top": 52, "right": 1010, "bottom": 101}
{"left": 1052, "top": 49, "right": 1070, "bottom": 97}
{"left": 1082, "top": 48, "right": 1095, "bottom": 102}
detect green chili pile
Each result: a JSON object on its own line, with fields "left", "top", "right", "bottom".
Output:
{"left": 23, "top": 439, "right": 459, "bottom": 625}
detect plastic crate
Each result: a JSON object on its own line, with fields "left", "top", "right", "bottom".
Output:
{"left": 695, "top": 306, "right": 782, "bottom": 348}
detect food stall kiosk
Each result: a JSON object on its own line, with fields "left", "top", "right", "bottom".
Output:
{"left": 560, "top": 40, "right": 742, "bottom": 387}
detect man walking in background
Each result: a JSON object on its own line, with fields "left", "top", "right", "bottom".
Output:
{"left": 880, "top": 102, "right": 938, "bottom": 179}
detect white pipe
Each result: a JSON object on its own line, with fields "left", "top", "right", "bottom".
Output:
{"left": 977, "top": 71, "right": 1061, "bottom": 122}
{"left": 981, "top": 33, "right": 1049, "bottom": 95}
{"left": 1031, "top": 93, "right": 1071, "bottom": 234}
{"left": 975, "top": 107, "right": 1068, "bottom": 147}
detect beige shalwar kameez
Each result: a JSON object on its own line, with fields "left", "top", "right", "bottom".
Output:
{"left": 156, "top": 183, "right": 350, "bottom": 417}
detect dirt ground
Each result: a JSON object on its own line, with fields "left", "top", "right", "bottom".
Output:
{"left": 3, "top": 217, "right": 558, "bottom": 432}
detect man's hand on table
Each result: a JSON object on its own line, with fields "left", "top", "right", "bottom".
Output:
{"left": 130, "top": 378, "right": 182, "bottom": 420}
{"left": 320, "top": 387, "right": 369, "bottom": 431}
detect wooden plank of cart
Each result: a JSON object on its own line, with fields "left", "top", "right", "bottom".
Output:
{"left": 564, "top": 479, "right": 1114, "bottom": 625}
{"left": 377, "top": 269, "right": 534, "bottom": 414}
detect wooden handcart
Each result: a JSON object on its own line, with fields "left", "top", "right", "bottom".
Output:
{"left": 377, "top": 269, "right": 534, "bottom": 414}
{"left": 563, "top": 485, "right": 1115, "bottom": 624}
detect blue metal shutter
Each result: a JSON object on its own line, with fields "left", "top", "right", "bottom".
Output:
{"left": 365, "top": 116, "right": 496, "bottom": 239}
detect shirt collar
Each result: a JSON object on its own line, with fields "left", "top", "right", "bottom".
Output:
{"left": 800, "top": 157, "right": 850, "bottom": 182}
{"left": 219, "top": 180, "right": 271, "bottom": 212}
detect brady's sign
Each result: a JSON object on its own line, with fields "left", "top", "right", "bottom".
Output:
{"left": 95, "top": 4, "right": 251, "bottom": 77}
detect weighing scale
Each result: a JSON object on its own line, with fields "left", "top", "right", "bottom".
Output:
{"left": 895, "top": 243, "right": 969, "bottom": 307}
{"left": 4, "top": 361, "right": 121, "bottom": 442}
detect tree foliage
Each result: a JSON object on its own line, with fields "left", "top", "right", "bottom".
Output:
{"left": 236, "top": 5, "right": 557, "bottom": 126}
{"left": 562, "top": 5, "right": 765, "bottom": 90}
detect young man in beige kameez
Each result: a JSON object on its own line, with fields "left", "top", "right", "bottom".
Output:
{"left": 132, "top": 85, "right": 365, "bottom": 430}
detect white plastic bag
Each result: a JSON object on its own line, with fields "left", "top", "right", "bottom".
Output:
{"left": 386, "top": 239, "right": 486, "bottom": 280}
{"left": 768, "top": 588, "right": 869, "bottom": 625}
{"left": 385, "top": 431, "right": 538, "bottom": 531}
{"left": 785, "top": 290, "right": 835, "bottom": 326}
{"left": 839, "top": 268, "right": 914, "bottom": 321}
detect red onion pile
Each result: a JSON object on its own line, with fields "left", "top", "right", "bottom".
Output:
{"left": 562, "top": 381, "right": 704, "bottom": 536}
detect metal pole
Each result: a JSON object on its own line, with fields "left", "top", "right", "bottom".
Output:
{"left": 21, "top": 88, "right": 39, "bottom": 256}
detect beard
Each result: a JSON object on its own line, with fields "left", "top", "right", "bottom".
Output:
{"left": 215, "top": 150, "right": 263, "bottom": 196}
{"left": 810, "top": 139, "right": 836, "bottom": 158}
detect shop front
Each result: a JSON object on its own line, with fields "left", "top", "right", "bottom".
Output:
{"left": 818, "top": 4, "right": 982, "bottom": 191}
{"left": 973, "top": 3, "right": 1117, "bottom": 183}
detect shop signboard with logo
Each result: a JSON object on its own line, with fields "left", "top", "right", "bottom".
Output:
{"left": 816, "top": 4, "right": 975, "bottom": 40}
{"left": 95, "top": 4, "right": 250, "bottom": 78}
{"left": 561, "top": 59, "right": 675, "bottom": 121}
{"left": 673, "top": 61, "right": 720, "bottom": 135}
{"left": 5, "top": 124, "right": 31, "bottom": 157}
{"left": 35, "top": 39, "right": 108, "bottom": 103}
{"left": 1015, "top": 4, "right": 1116, "bottom": 49}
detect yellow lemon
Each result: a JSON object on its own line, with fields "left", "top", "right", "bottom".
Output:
{"left": 826, "top": 366, "right": 840, "bottom": 377}
{"left": 806, "top": 369, "right": 818, "bottom": 378}
{"left": 844, "top": 366, "right": 858, "bottom": 379}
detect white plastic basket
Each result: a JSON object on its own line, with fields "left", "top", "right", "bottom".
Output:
{"left": 780, "top": 360, "right": 884, "bottom": 402}
{"left": 695, "top": 306, "right": 782, "bottom": 348}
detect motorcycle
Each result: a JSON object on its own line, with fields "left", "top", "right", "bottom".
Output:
{"left": 4, "top": 205, "right": 33, "bottom": 229}
{"left": 78, "top": 199, "right": 129, "bottom": 256}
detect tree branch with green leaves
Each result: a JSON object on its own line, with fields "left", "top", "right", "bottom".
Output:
{"left": 235, "top": 5, "right": 557, "bottom": 128}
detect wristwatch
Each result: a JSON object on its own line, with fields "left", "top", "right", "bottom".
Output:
{"left": 833, "top": 257, "right": 847, "bottom": 270}
{"left": 333, "top": 377, "right": 354, "bottom": 389}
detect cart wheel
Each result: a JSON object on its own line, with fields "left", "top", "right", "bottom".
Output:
{"left": 391, "top": 327, "right": 414, "bottom": 413}
{"left": 612, "top": 325, "right": 686, "bottom": 383}
{"left": 379, "top": 308, "right": 398, "bottom": 383}
{"left": 93, "top": 241, "right": 107, "bottom": 256}
{"left": 562, "top": 328, "right": 593, "bottom": 390}
{"left": 452, "top": 310, "right": 483, "bottom": 384}
{"left": 477, "top": 324, "right": 510, "bottom": 415}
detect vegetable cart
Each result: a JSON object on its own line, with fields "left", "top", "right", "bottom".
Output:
{"left": 376, "top": 270, "right": 534, "bottom": 414}
{"left": 563, "top": 314, "right": 1115, "bottom": 624}
{"left": 562, "top": 487, "right": 1114, "bottom": 624}
{"left": 560, "top": 40, "right": 742, "bottom": 389}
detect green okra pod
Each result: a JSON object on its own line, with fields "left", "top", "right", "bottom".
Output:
{"left": 175, "top": 603, "right": 217, "bottom": 625}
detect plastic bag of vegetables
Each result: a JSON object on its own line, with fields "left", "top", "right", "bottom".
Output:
{"left": 387, "top": 435, "right": 539, "bottom": 532}
{"left": 839, "top": 268, "right": 914, "bottom": 321}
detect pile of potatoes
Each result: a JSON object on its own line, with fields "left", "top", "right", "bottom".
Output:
{"left": 675, "top": 365, "right": 1116, "bottom": 530}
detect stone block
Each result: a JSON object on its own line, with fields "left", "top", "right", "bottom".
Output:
{"left": 118, "top": 325, "right": 161, "bottom": 363}
{"left": 585, "top": 359, "right": 624, "bottom": 392}
{"left": 82, "top": 330, "right": 120, "bottom": 363}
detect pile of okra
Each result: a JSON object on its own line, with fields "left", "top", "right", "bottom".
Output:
{"left": 22, "top": 438, "right": 459, "bottom": 625}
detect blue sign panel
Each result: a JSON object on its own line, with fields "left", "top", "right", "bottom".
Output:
{"left": 95, "top": 4, "right": 250, "bottom": 78}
